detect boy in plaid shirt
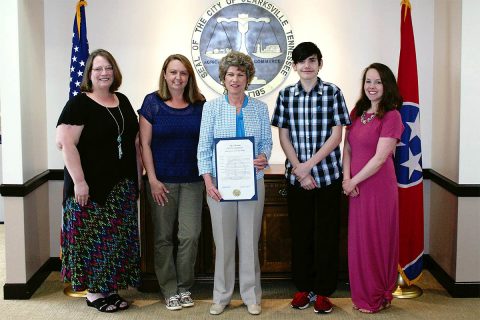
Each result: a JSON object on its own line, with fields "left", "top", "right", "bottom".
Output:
{"left": 271, "top": 42, "right": 351, "bottom": 314}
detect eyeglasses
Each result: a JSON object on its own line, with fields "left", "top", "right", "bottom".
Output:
{"left": 92, "top": 66, "right": 114, "bottom": 73}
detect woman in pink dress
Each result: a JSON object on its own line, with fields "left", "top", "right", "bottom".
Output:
{"left": 342, "top": 63, "right": 404, "bottom": 313}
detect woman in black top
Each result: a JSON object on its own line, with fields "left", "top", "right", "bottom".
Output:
{"left": 56, "top": 49, "right": 141, "bottom": 313}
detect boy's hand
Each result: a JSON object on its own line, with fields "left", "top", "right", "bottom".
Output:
{"left": 292, "top": 162, "right": 312, "bottom": 181}
{"left": 299, "top": 174, "right": 317, "bottom": 190}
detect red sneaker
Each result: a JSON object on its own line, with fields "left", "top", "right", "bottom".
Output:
{"left": 290, "top": 291, "right": 310, "bottom": 309}
{"left": 314, "top": 296, "right": 333, "bottom": 313}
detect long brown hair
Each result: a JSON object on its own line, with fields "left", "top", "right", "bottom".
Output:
{"left": 80, "top": 49, "right": 122, "bottom": 93}
{"left": 158, "top": 54, "right": 205, "bottom": 104}
{"left": 353, "top": 63, "right": 402, "bottom": 119}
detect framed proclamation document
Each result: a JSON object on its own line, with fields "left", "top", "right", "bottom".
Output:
{"left": 214, "top": 137, "right": 257, "bottom": 201}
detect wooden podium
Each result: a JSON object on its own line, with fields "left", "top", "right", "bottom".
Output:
{"left": 138, "top": 164, "right": 348, "bottom": 292}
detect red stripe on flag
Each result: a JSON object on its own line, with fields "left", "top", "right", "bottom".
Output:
{"left": 398, "top": 2, "right": 419, "bottom": 104}
{"left": 398, "top": 184, "right": 424, "bottom": 267}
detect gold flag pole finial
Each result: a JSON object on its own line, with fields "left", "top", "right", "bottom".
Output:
{"left": 392, "top": 272, "right": 423, "bottom": 299}
{"left": 76, "top": 1, "right": 88, "bottom": 36}
{"left": 401, "top": 0, "right": 412, "bottom": 22}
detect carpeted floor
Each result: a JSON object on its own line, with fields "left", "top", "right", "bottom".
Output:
{"left": 1, "top": 224, "right": 479, "bottom": 319}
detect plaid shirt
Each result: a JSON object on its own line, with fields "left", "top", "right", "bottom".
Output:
{"left": 271, "top": 78, "right": 351, "bottom": 187}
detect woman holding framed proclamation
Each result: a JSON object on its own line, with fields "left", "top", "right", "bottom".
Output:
{"left": 197, "top": 51, "right": 272, "bottom": 316}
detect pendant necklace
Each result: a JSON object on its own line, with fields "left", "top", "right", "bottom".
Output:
{"left": 360, "top": 111, "right": 376, "bottom": 124}
{"left": 104, "top": 105, "right": 125, "bottom": 159}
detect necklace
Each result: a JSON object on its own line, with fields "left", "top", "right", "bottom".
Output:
{"left": 104, "top": 105, "right": 125, "bottom": 159}
{"left": 360, "top": 111, "right": 376, "bottom": 124}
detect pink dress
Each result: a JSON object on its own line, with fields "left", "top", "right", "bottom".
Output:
{"left": 347, "top": 110, "right": 404, "bottom": 312}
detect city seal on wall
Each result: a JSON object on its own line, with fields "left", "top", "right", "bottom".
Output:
{"left": 191, "top": 0, "right": 294, "bottom": 98}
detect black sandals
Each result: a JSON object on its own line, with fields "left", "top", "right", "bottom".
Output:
{"left": 106, "top": 293, "right": 129, "bottom": 310}
{"left": 86, "top": 297, "right": 118, "bottom": 312}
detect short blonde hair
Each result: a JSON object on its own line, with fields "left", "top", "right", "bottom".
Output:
{"left": 218, "top": 51, "right": 255, "bottom": 89}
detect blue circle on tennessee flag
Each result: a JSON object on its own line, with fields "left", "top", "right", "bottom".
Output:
{"left": 394, "top": 102, "right": 423, "bottom": 186}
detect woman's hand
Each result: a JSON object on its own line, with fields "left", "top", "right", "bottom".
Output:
{"left": 203, "top": 174, "right": 222, "bottom": 202}
{"left": 342, "top": 179, "right": 359, "bottom": 197}
{"left": 253, "top": 153, "right": 268, "bottom": 171}
{"left": 74, "top": 180, "right": 89, "bottom": 206}
{"left": 149, "top": 180, "right": 169, "bottom": 206}
{"left": 206, "top": 184, "right": 222, "bottom": 202}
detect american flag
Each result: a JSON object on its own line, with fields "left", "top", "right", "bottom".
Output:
{"left": 394, "top": 0, "right": 424, "bottom": 285}
{"left": 69, "top": 1, "right": 89, "bottom": 98}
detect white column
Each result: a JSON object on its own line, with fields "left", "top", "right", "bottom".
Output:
{"left": 0, "top": 0, "right": 51, "bottom": 285}
{"left": 456, "top": 0, "right": 480, "bottom": 282}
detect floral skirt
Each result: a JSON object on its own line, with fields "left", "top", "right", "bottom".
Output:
{"left": 61, "top": 179, "right": 141, "bottom": 293}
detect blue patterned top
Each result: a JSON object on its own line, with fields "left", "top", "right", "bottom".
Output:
{"left": 197, "top": 95, "right": 273, "bottom": 180}
{"left": 138, "top": 92, "right": 204, "bottom": 183}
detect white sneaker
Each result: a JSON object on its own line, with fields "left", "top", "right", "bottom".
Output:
{"left": 165, "top": 295, "right": 182, "bottom": 311}
{"left": 209, "top": 303, "right": 226, "bottom": 315}
{"left": 247, "top": 304, "right": 262, "bottom": 315}
{"left": 179, "top": 291, "right": 194, "bottom": 307}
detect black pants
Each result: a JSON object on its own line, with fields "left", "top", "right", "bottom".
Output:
{"left": 287, "top": 179, "right": 341, "bottom": 296}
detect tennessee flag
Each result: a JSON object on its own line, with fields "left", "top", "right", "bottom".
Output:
{"left": 394, "top": 0, "right": 424, "bottom": 285}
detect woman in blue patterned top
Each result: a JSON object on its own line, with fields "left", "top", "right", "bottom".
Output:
{"left": 197, "top": 51, "right": 273, "bottom": 316}
{"left": 138, "top": 54, "right": 205, "bottom": 311}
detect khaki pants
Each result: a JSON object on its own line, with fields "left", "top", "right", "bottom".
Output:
{"left": 147, "top": 181, "right": 205, "bottom": 298}
{"left": 207, "top": 178, "right": 265, "bottom": 305}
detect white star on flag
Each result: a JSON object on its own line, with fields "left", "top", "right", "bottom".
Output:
{"left": 406, "top": 114, "right": 421, "bottom": 142}
{"left": 400, "top": 148, "right": 422, "bottom": 179}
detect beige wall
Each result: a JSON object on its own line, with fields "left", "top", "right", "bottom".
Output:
{"left": 456, "top": 197, "right": 480, "bottom": 282}
{"left": 430, "top": 0, "right": 480, "bottom": 282}
{"left": 432, "top": 0, "right": 462, "bottom": 182}
{"left": 428, "top": 182, "right": 458, "bottom": 279}
{"left": 18, "top": 0, "right": 48, "bottom": 180}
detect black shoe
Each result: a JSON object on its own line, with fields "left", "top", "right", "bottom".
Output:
{"left": 86, "top": 297, "right": 118, "bottom": 313}
{"left": 106, "top": 293, "right": 129, "bottom": 310}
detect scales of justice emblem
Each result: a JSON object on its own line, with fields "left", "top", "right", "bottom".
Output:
{"left": 192, "top": 1, "right": 294, "bottom": 97}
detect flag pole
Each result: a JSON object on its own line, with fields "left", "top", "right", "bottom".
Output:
{"left": 64, "top": 286, "right": 88, "bottom": 297}
{"left": 63, "top": 0, "right": 89, "bottom": 298}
